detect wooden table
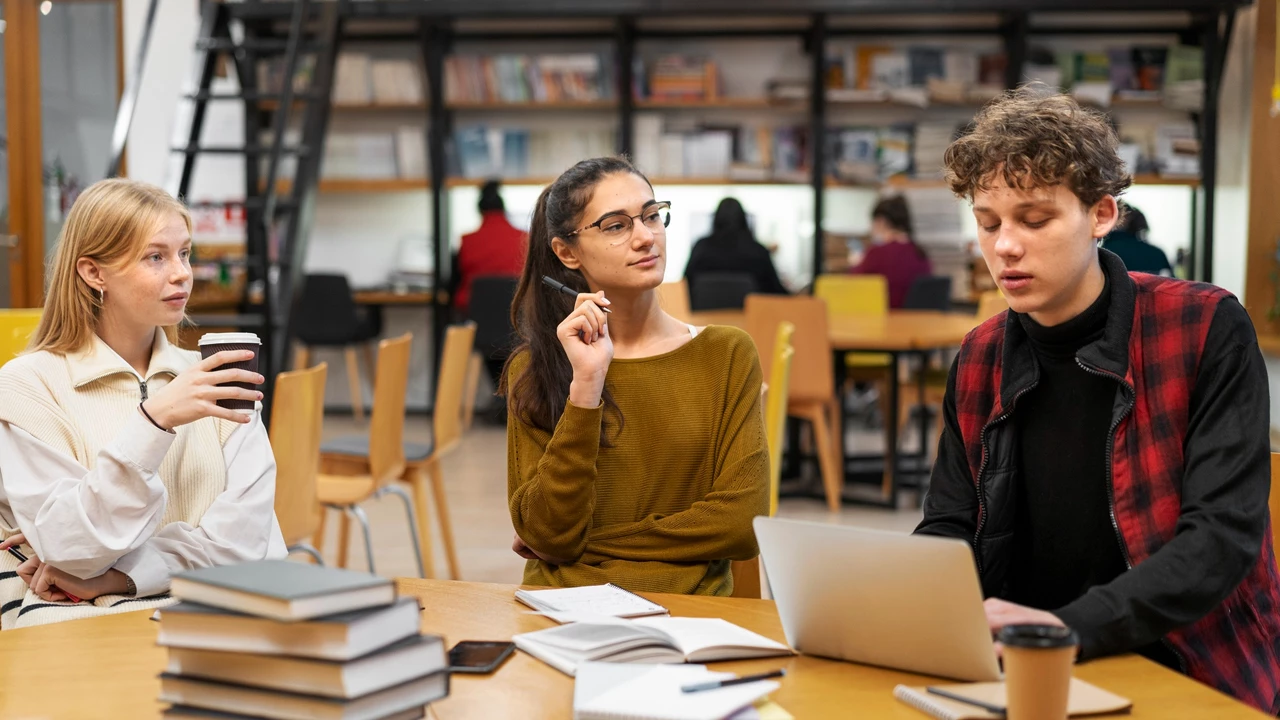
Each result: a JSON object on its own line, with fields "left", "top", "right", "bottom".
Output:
{"left": 689, "top": 310, "right": 982, "bottom": 506}
{"left": 0, "top": 579, "right": 1265, "bottom": 719}
{"left": 352, "top": 288, "right": 440, "bottom": 306}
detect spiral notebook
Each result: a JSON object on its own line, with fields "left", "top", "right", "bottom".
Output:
{"left": 893, "top": 678, "right": 1132, "bottom": 720}
{"left": 574, "top": 662, "right": 779, "bottom": 720}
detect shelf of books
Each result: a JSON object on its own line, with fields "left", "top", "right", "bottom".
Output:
{"left": 446, "top": 100, "right": 617, "bottom": 111}
{"left": 271, "top": 178, "right": 431, "bottom": 194}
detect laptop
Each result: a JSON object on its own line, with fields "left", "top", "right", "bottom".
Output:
{"left": 753, "top": 516, "right": 1002, "bottom": 682}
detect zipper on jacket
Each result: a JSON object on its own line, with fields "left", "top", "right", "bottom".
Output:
{"left": 139, "top": 380, "right": 148, "bottom": 401}
{"left": 973, "top": 384, "right": 1035, "bottom": 576}
{"left": 1076, "top": 358, "right": 1189, "bottom": 674}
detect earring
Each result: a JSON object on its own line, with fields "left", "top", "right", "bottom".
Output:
{"left": 97, "top": 287, "right": 105, "bottom": 304}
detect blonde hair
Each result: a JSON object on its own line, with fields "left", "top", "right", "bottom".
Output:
{"left": 29, "top": 178, "right": 192, "bottom": 355}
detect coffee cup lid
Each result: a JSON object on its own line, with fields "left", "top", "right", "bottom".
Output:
{"left": 998, "top": 624, "right": 1079, "bottom": 649}
{"left": 198, "top": 332, "right": 261, "bottom": 346}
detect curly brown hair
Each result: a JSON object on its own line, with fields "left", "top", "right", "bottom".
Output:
{"left": 943, "top": 84, "right": 1131, "bottom": 207}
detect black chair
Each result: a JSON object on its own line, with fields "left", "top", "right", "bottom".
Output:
{"left": 293, "top": 273, "right": 383, "bottom": 420}
{"left": 903, "top": 275, "right": 953, "bottom": 311}
{"left": 467, "top": 275, "right": 520, "bottom": 389}
{"left": 690, "top": 273, "right": 758, "bottom": 311}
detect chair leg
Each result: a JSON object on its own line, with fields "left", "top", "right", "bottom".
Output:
{"left": 312, "top": 506, "right": 329, "bottom": 560}
{"left": 347, "top": 504, "right": 377, "bottom": 574}
{"left": 288, "top": 543, "right": 325, "bottom": 565}
{"left": 336, "top": 507, "right": 351, "bottom": 569}
{"left": 375, "top": 484, "right": 427, "bottom": 579}
{"left": 407, "top": 465, "right": 439, "bottom": 579}
{"left": 294, "top": 344, "right": 312, "bottom": 371}
{"left": 426, "top": 456, "right": 461, "bottom": 580}
{"left": 345, "top": 346, "right": 364, "bottom": 422}
{"left": 361, "top": 342, "right": 377, "bottom": 398}
{"left": 808, "top": 406, "right": 843, "bottom": 512}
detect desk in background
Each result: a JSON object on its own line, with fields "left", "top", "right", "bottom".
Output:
{"left": 0, "top": 579, "right": 1265, "bottom": 719}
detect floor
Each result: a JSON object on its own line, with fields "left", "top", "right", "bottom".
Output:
{"left": 314, "top": 413, "right": 924, "bottom": 584}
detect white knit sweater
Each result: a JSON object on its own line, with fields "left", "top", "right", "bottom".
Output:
{"left": 0, "top": 330, "right": 285, "bottom": 628}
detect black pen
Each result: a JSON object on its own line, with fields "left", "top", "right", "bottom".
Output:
{"left": 6, "top": 544, "right": 82, "bottom": 602}
{"left": 541, "top": 275, "right": 611, "bottom": 313}
{"left": 925, "top": 687, "right": 1007, "bottom": 716}
{"left": 681, "top": 668, "right": 786, "bottom": 693}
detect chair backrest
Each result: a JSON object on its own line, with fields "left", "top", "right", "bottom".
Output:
{"left": 657, "top": 280, "right": 692, "bottom": 323}
{"left": 434, "top": 323, "right": 478, "bottom": 455}
{"left": 368, "top": 334, "right": 414, "bottom": 484}
{"left": 690, "top": 272, "right": 757, "bottom": 311}
{"left": 294, "top": 274, "right": 361, "bottom": 345}
{"left": 0, "top": 309, "right": 42, "bottom": 365}
{"left": 813, "top": 274, "right": 888, "bottom": 316}
{"left": 468, "top": 276, "right": 520, "bottom": 359}
{"left": 975, "top": 290, "right": 1009, "bottom": 321}
{"left": 766, "top": 324, "right": 795, "bottom": 517}
{"left": 269, "top": 362, "right": 328, "bottom": 546}
{"left": 1271, "top": 453, "right": 1280, "bottom": 564}
{"left": 744, "top": 294, "right": 832, "bottom": 404}
{"left": 903, "top": 275, "right": 953, "bottom": 311}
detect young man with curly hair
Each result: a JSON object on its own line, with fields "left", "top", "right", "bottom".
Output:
{"left": 915, "top": 85, "right": 1280, "bottom": 713}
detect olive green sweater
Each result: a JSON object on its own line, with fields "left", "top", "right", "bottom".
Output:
{"left": 507, "top": 325, "right": 769, "bottom": 596}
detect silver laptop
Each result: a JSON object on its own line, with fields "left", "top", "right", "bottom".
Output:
{"left": 753, "top": 516, "right": 1002, "bottom": 682}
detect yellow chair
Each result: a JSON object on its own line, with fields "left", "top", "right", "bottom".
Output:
{"left": 765, "top": 323, "right": 795, "bottom": 516}
{"left": 269, "top": 363, "right": 328, "bottom": 564}
{"left": 814, "top": 274, "right": 888, "bottom": 315}
{"left": 0, "top": 309, "right": 42, "bottom": 364}
{"left": 657, "top": 280, "right": 693, "bottom": 323}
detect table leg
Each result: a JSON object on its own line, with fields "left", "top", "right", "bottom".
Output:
{"left": 880, "top": 351, "right": 901, "bottom": 506}
{"left": 916, "top": 350, "right": 931, "bottom": 507}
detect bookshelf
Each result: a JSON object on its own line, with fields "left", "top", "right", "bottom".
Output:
{"left": 446, "top": 100, "right": 617, "bottom": 111}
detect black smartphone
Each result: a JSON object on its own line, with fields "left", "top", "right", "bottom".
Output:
{"left": 447, "top": 640, "right": 516, "bottom": 674}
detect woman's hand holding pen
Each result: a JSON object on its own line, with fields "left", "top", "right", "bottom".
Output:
{"left": 1, "top": 532, "right": 128, "bottom": 602}
{"left": 558, "top": 291, "right": 613, "bottom": 408}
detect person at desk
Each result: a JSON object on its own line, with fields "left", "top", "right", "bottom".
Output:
{"left": 683, "top": 198, "right": 788, "bottom": 296}
{"left": 848, "top": 196, "right": 932, "bottom": 308}
{"left": 915, "top": 86, "right": 1280, "bottom": 712}
{"left": 1100, "top": 202, "right": 1174, "bottom": 276}
{"left": 453, "top": 179, "right": 527, "bottom": 318}
{"left": 0, "top": 179, "right": 286, "bottom": 629}
{"left": 502, "top": 157, "right": 769, "bottom": 596}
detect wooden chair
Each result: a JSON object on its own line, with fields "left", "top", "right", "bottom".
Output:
{"left": 0, "top": 309, "right": 41, "bottom": 365}
{"left": 313, "top": 334, "right": 425, "bottom": 576}
{"left": 745, "top": 295, "right": 843, "bottom": 512}
{"left": 462, "top": 352, "right": 484, "bottom": 431}
{"left": 657, "top": 280, "right": 693, "bottom": 323}
{"left": 269, "top": 363, "right": 328, "bottom": 564}
{"left": 319, "top": 324, "right": 476, "bottom": 580}
{"left": 731, "top": 381, "right": 770, "bottom": 600}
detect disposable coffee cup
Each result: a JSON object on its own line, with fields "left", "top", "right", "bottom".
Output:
{"left": 197, "top": 332, "right": 261, "bottom": 414}
{"left": 999, "top": 624, "right": 1079, "bottom": 720}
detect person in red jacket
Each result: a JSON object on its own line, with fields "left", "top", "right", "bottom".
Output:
{"left": 453, "top": 179, "right": 527, "bottom": 316}
{"left": 915, "top": 85, "right": 1280, "bottom": 713}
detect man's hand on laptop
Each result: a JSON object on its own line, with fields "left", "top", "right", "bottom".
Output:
{"left": 984, "top": 598, "right": 1065, "bottom": 657}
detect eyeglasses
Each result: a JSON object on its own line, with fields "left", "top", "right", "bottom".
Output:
{"left": 565, "top": 201, "right": 672, "bottom": 246}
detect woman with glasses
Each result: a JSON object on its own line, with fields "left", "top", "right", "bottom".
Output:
{"left": 501, "top": 156, "right": 769, "bottom": 596}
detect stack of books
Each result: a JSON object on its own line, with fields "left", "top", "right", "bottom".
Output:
{"left": 639, "top": 55, "right": 721, "bottom": 102}
{"left": 157, "top": 560, "right": 448, "bottom": 720}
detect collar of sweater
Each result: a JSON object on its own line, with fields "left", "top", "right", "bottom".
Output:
{"left": 68, "top": 328, "right": 190, "bottom": 389}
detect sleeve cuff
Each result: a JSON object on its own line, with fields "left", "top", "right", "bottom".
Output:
{"left": 112, "top": 543, "right": 171, "bottom": 598}
{"left": 115, "top": 410, "right": 177, "bottom": 473}
{"left": 1054, "top": 591, "right": 1112, "bottom": 660}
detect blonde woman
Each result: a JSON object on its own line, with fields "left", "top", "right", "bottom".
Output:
{"left": 0, "top": 178, "right": 286, "bottom": 629}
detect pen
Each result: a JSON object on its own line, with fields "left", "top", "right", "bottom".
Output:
{"left": 6, "top": 546, "right": 82, "bottom": 603}
{"left": 925, "top": 686, "right": 1007, "bottom": 715}
{"left": 681, "top": 668, "right": 786, "bottom": 693}
{"left": 541, "top": 275, "right": 612, "bottom": 313}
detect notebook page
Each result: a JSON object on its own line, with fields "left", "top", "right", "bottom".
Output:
{"left": 516, "top": 584, "right": 668, "bottom": 618}
{"left": 633, "top": 617, "right": 792, "bottom": 659}
{"left": 579, "top": 664, "right": 779, "bottom": 720}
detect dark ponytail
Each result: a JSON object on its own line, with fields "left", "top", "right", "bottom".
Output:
{"left": 498, "top": 156, "right": 652, "bottom": 440}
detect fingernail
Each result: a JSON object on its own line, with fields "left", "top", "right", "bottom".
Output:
{"left": 257, "top": 392, "right": 264, "bottom": 399}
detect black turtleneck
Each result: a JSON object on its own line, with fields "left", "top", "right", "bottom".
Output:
{"left": 1009, "top": 274, "right": 1124, "bottom": 611}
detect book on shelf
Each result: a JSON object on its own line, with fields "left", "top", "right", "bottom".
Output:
{"left": 908, "top": 48, "right": 946, "bottom": 87}
{"left": 156, "top": 598, "right": 422, "bottom": 662}
{"left": 333, "top": 53, "right": 373, "bottom": 105}
{"left": 324, "top": 133, "right": 399, "bottom": 180}
{"left": 871, "top": 52, "right": 911, "bottom": 90}
{"left": 395, "top": 126, "right": 429, "bottom": 179}
{"left": 452, "top": 124, "right": 614, "bottom": 180}
{"left": 512, "top": 616, "right": 793, "bottom": 676}
{"left": 370, "top": 58, "right": 424, "bottom": 105}
{"left": 855, "top": 46, "right": 892, "bottom": 90}
{"left": 639, "top": 54, "right": 720, "bottom": 102}
{"left": 165, "top": 634, "right": 446, "bottom": 699}
{"left": 159, "top": 672, "right": 448, "bottom": 720}
{"left": 877, "top": 126, "right": 913, "bottom": 181}
{"left": 169, "top": 560, "right": 395, "bottom": 622}
{"left": 445, "top": 53, "right": 612, "bottom": 104}
{"left": 1133, "top": 46, "right": 1168, "bottom": 92}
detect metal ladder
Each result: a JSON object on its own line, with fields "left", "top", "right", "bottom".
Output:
{"left": 168, "top": 0, "right": 341, "bottom": 419}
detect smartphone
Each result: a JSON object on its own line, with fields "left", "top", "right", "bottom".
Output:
{"left": 448, "top": 640, "right": 516, "bottom": 674}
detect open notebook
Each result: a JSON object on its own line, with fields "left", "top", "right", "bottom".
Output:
{"left": 515, "top": 617, "right": 792, "bottom": 676}
{"left": 894, "top": 678, "right": 1132, "bottom": 720}
{"left": 574, "top": 662, "right": 780, "bottom": 720}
